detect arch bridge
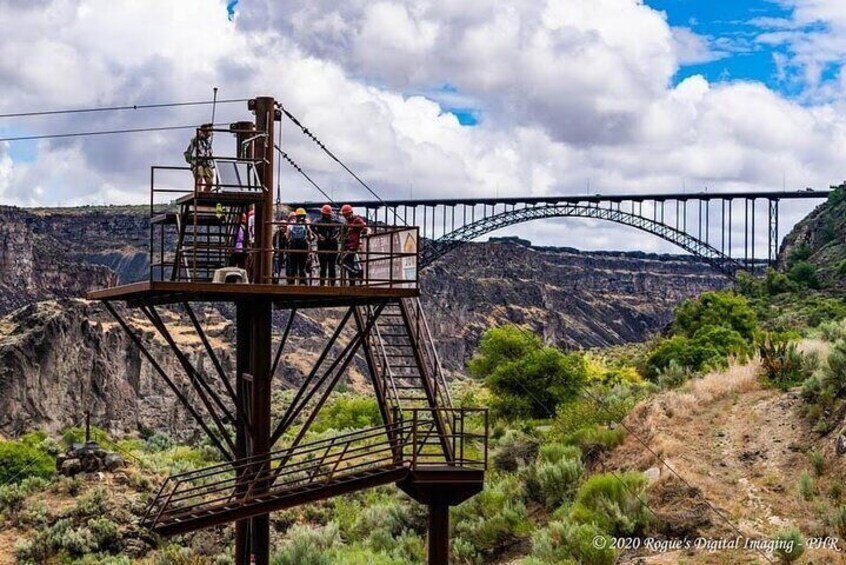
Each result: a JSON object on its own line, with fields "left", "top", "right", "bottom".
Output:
{"left": 293, "top": 189, "right": 833, "bottom": 277}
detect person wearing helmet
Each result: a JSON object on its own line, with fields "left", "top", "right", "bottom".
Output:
{"left": 286, "top": 208, "right": 314, "bottom": 285}
{"left": 339, "top": 204, "right": 368, "bottom": 285}
{"left": 184, "top": 123, "right": 215, "bottom": 192}
{"left": 313, "top": 204, "right": 340, "bottom": 286}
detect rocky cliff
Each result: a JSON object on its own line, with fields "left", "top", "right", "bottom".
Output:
{"left": 0, "top": 205, "right": 729, "bottom": 436}
{"left": 778, "top": 184, "right": 846, "bottom": 288}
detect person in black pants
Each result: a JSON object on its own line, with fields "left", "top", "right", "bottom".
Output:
{"left": 313, "top": 204, "right": 340, "bottom": 286}
{"left": 286, "top": 208, "right": 314, "bottom": 285}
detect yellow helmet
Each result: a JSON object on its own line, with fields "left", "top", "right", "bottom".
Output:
{"left": 295, "top": 208, "right": 307, "bottom": 216}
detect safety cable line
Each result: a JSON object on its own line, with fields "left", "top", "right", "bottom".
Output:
{"left": 280, "top": 107, "right": 406, "bottom": 225}
{"left": 0, "top": 123, "right": 231, "bottom": 143}
{"left": 275, "top": 145, "right": 336, "bottom": 206}
{"left": 440, "top": 283, "right": 775, "bottom": 564}
{"left": 0, "top": 98, "right": 250, "bottom": 119}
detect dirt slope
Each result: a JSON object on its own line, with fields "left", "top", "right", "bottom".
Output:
{"left": 606, "top": 349, "right": 846, "bottom": 564}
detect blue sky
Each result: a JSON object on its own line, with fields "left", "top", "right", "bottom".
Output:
{"left": 646, "top": 0, "right": 805, "bottom": 95}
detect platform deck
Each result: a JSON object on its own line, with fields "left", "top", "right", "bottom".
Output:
{"left": 88, "top": 280, "right": 418, "bottom": 308}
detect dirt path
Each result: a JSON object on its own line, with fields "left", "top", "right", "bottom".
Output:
{"left": 607, "top": 361, "right": 846, "bottom": 564}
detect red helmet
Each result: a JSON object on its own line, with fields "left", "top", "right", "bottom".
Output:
{"left": 321, "top": 204, "right": 333, "bottom": 214}
{"left": 341, "top": 204, "right": 353, "bottom": 216}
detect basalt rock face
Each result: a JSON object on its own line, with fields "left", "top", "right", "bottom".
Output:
{"left": 0, "top": 205, "right": 731, "bottom": 435}
{"left": 0, "top": 207, "right": 118, "bottom": 315}
{"left": 0, "top": 299, "right": 221, "bottom": 438}
{"left": 421, "top": 240, "right": 730, "bottom": 372}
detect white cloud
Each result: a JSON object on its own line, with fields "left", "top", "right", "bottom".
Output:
{"left": 0, "top": 0, "right": 844, "bottom": 258}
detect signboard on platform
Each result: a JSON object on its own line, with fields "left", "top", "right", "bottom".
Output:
{"left": 366, "top": 229, "right": 417, "bottom": 288}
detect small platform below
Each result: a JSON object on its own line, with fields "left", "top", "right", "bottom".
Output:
{"left": 88, "top": 280, "right": 419, "bottom": 308}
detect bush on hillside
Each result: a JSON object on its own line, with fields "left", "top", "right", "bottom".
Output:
{"left": 451, "top": 474, "right": 532, "bottom": 559}
{"left": 759, "top": 335, "right": 815, "bottom": 391}
{"left": 0, "top": 440, "right": 55, "bottom": 485}
{"left": 311, "top": 396, "right": 382, "bottom": 433}
{"left": 673, "top": 291, "right": 758, "bottom": 342}
{"left": 568, "top": 472, "right": 650, "bottom": 536}
{"left": 787, "top": 261, "right": 821, "bottom": 289}
{"left": 529, "top": 519, "right": 616, "bottom": 565}
{"left": 773, "top": 527, "right": 805, "bottom": 563}
{"left": 523, "top": 455, "right": 584, "bottom": 509}
{"left": 272, "top": 524, "right": 341, "bottom": 565}
{"left": 469, "top": 325, "right": 588, "bottom": 420}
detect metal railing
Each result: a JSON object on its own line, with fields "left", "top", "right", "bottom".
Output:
{"left": 142, "top": 407, "right": 486, "bottom": 530}
{"left": 265, "top": 221, "right": 419, "bottom": 288}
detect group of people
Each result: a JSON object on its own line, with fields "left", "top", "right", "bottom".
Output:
{"left": 229, "top": 204, "right": 368, "bottom": 286}
{"left": 185, "top": 127, "right": 370, "bottom": 286}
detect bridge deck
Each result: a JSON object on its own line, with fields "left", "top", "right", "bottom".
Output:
{"left": 88, "top": 281, "right": 418, "bottom": 308}
{"left": 290, "top": 189, "right": 832, "bottom": 208}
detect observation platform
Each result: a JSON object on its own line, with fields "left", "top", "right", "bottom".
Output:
{"left": 88, "top": 280, "right": 418, "bottom": 309}
{"left": 90, "top": 152, "right": 421, "bottom": 308}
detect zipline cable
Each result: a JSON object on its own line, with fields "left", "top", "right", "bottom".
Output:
{"left": 0, "top": 123, "right": 231, "bottom": 143}
{"left": 280, "top": 106, "right": 406, "bottom": 225}
{"left": 0, "top": 98, "right": 250, "bottom": 119}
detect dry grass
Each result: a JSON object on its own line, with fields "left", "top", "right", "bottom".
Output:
{"left": 625, "top": 361, "right": 760, "bottom": 437}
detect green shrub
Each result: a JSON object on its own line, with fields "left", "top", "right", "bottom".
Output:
{"left": 673, "top": 291, "right": 758, "bottom": 342}
{"left": 0, "top": 483, "right": 27, "bottom": 515}
{"left": 88, "top": 517, "right": 120, "bottom": 550}
{"left": 656, "top": 359, "right": 695, "bottom": 389}
{"left": 799, "top": 471, "right": 815, "bottom": 501}
{"left": 832, "top": 506, "right": 846, "bottom": 536}
{"left": 819, "top": 320, "right": 846, "bottom": 343}
{"left": 491, "top": 430, "right": 539, "bottom": 472}
{"left": 759, "top": 336, "right": 814, "bottom": 391}
{"left": 569, "top": 472, "right": 650, "bottom": 536}
{"left": 272, "top": 523, "right": 341, "bottom": 565}
{"left": 824, "top": 338, "right": 846, "bottom": 397}
{"left": 61, "top": 425, "right": 110, "bottom": 448}
{"left": 15, "top": 500, "right": 49, "bottom": 528}
{"left": 538, "top": 443, "right": 581, "bottom": 464}
{"left": 553, "top": 392, "right": 637, "bottom": 438}
{"left": 451, "top": 475, "right": 532, "bottom": 557}
{"left": 0, "top": 440, "right": 55, "bottom": 484}
{"left": 311, "top": 396, "right": 382, "bottom": 433}
{"left": 644, "top": 333, "right": 730, "bottom": 380}
{"left": 560, "top": 425, "right": 626, "bottom": 457}
{"left": 524, "top": 456, "right": 584, "bottom": 509}
{"left": 809, "top": 450, "right": 826, "bottom": 476}
{"left": 530, "top": 519, "right": 616, "bottom": 565}
{"left": 468, "top": 325, "right": 588, "bottom": 420}
{"left": 773, "top": 527, "right": 805, "bottom": 563}
{"left": 787, "top": 261, "right": 820, "bottom": 289}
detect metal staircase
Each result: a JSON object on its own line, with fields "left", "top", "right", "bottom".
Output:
{"left": 166, "top": 200, "right": 249, "bottom": 282}
{"left": 360, "top": 298, "right": 454, "bottom": 460}
{"left": 142, "top": 410, "right": 486, "bottom": 536}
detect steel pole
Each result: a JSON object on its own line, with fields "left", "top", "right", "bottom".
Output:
{"left": 428, "top": 500, "right": 450, "bottom": 564}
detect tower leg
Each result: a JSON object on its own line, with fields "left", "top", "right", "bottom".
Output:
{"left": 428, "top": 500, "right": 450, "bottom": 565}
{"left": 235, "top": 299, "right": 273, "bottom": 565}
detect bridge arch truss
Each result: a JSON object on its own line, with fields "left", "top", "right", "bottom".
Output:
{"left": 290, "top": 190, "right": 831, "bottom": 277}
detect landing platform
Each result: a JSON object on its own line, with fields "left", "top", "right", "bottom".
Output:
{"left": 88, "top": 280, "right": 418, "bottom": 308}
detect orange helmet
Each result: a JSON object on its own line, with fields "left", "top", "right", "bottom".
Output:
{"left": 321, "top": 204, "right": 333, "bottom": 215}
{"left": 341, "top": 204, "right": 353, "bottom": 216}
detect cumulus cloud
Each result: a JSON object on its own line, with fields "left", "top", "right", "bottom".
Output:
{"left": 755, "top": 0, "right": 846, "bottom": 101}
{"left": 0, "top": 0, "right": 843, "bottom": 257}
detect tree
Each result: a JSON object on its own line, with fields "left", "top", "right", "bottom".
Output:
{"left": 468, "top": 325, "right": 588, "bottom": 420}
{"left": 673, "top": 291, "right": 758, "bottom": 342}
